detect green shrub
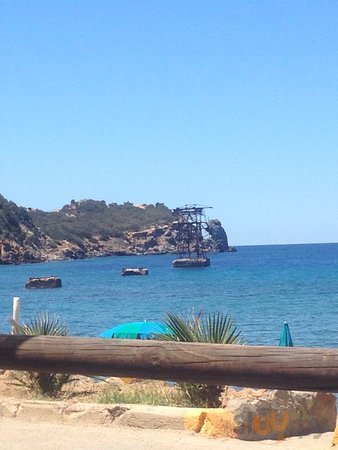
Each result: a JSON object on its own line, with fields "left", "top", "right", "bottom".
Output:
{"left": 10, "top": 312, "right": 72, "bottom": 398}
{"left": 156, "top": 310, "right": 244, "bottom": 407}
{"left": 29, "top": 200, "right": 174, "bottom": 243}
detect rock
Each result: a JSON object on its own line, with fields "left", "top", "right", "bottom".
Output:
{"left": 25, "top": 276, "right": 62, "bottom": 289}
{"left": 16, "top": 400, "right": 66, "bottom": 423}
{"left": 63, "top": 248, "right": 86, "bottom": 259}
{"left": 206, "top": 219, "right": 229, "bottom": 252}
{"left": 115, "top": 405, "right": 185, "bottom": 430}
{"left": 220, "top": 387, "right": 269, "bottom": 406}
{"left": 219, "top": 389, "right": 337, "bottom": 440}
{"left": 184, "top": 408, "right": 237, "bottom": 438}
{"left": 63, "top": 403, "right": 125, "bottom": 425}
{"left": 144, "top": 237, "right": 158, "bottom": 250}
{"left": 332, "top": 423, "right": 338, "bottom": 446}
{"left": 0, "top": 399, "right": 20, "bottom": 418}
{"left": 0, "top": 195, "right": 233, "bottom": 263}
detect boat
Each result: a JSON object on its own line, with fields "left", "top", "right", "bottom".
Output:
{"left": 172, "top": 204, "right": 211, "bottom": 268}
{"left": 25, "top": 276, "right": 62, "bottom": 289}
{"left": 121, "top": 267, "right": 149, "bottom": 276}
{"left": 172, "top": 257, "right": 210, "bottom": 268}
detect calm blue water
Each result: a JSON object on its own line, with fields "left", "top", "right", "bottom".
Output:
{"left": 1, "top": 243, "right": 337, "bottom": 348}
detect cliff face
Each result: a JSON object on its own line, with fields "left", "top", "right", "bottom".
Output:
{"left": 206, "top": 219, "right": 229, "bottom": 252}
{"left": 0, "top": 196, "right": 232, "bottom": 264}
{"left": 0, "top": 194, "right": 57, "bottom": 264}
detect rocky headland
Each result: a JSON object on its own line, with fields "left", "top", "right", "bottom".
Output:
{"left": 0, "top": 196, "right": 234, "bottom": 265}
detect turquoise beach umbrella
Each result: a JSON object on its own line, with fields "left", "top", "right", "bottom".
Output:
{"left": 99, "top": 321, "right": 172, "bottom": 340}
{"left": 279, "top": 322, "right": 293, "bottom": 347}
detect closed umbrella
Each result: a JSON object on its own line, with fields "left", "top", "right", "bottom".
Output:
{"left": 279, "top": 322, "right": 293, "bottom": 347}
{"left": 99, "top": 321, "right": 172, "bottom": 339}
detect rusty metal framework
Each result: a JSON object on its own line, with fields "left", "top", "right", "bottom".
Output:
{"left": 173, "top": 204, "right": 212, "bottom": 259}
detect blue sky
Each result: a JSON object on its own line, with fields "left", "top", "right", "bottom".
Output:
{"left": 1, "top": 1, "right": 338, "bottom": 245}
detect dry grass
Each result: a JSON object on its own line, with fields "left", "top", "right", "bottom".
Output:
{"left": 0, "top": 371, "right": 188, "bottom": 405}
{"left": 96, "top": 379, "right": 188, "bottom": 407}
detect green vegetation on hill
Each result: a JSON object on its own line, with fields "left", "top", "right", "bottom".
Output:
{"left": 30, "top": 200, "right": 174, "bottom": 245}
{"left": 0, "top": 194, "right": 37, "bottom": 244}
{"left": 0, "top": 195, "right": 230, "bottom": 264}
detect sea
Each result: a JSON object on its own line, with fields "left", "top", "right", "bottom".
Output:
{"left": 0, "top": 243, "right": 337, "bottom": 348}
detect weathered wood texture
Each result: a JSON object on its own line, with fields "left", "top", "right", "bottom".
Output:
{"left": 0, "top": 335, "right": 338, "bottom": 391}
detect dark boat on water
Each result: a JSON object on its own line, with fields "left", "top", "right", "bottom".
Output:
{"left": 172, "top": 205, "right": 211, "bottom": 268}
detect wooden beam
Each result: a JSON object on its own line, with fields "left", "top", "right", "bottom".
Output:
{"left": 0, "top": 335, "right": 338, "bottom": 391}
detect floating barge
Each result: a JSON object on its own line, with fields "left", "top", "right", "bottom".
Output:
{"left": 172, "top": 204, "right": 211, "bottom": 268}
{"left": 173, "top": 257, "right": 210, "bottom": 268}
{"left": 121, "top": 267, "right": 149, "bottom": 276}
{"left": 25, "top": 276, "right": 62, "bottom": 289}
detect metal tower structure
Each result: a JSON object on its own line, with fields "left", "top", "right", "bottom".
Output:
{"left": 172, "top": 204, "right": 212, "bottom": 266}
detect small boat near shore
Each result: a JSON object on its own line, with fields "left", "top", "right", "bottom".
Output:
{"left": 121, "top": 267, "right": 149, "bottom": 276}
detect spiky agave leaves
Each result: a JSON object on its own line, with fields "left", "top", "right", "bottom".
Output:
{"left": 10, "top": 312, "right": 71, "bottom": 397}
{"left": 201, "top": 312, "right": 243, "bottom": 344}
{"left": 158, "top": 310, "right": 243, "bottom": 344}
{"left": 11, "top": 312, "right": 68, "bottom": 336}
{"left": 158, "top": 311, "right": 200, "bottom": 342}
{"left": 156, "top": 310, "right": 243, "bottom": 407}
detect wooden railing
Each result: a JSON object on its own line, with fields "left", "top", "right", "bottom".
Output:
{"left": 0, "top": 335, "right": 338, "bottom": 392}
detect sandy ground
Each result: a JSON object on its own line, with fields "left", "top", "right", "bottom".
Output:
{"left": 0, "top": 373, "right": 335, "bottom": 449}
{"left": 0, "top": 418, "right": 334, "bottom": 450}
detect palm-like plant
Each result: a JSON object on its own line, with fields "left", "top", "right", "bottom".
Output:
{"left": 161, "top": 311, "right": 243, "bottom": 344}
{"left": 11, "top": 312, "right": 68, "bottom": 336}
{"left": 156, "top": 310, "right": 243, "bottom": 407}
{"left": 10, "top": 312, "right": 71, "bottom": 398}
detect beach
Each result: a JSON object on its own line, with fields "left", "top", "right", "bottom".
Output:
{"left": 0, "top": 418, "right": 334, "bottom": 450}
{"left": 0, "top": 371, "right": 336, "bottom": 449}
